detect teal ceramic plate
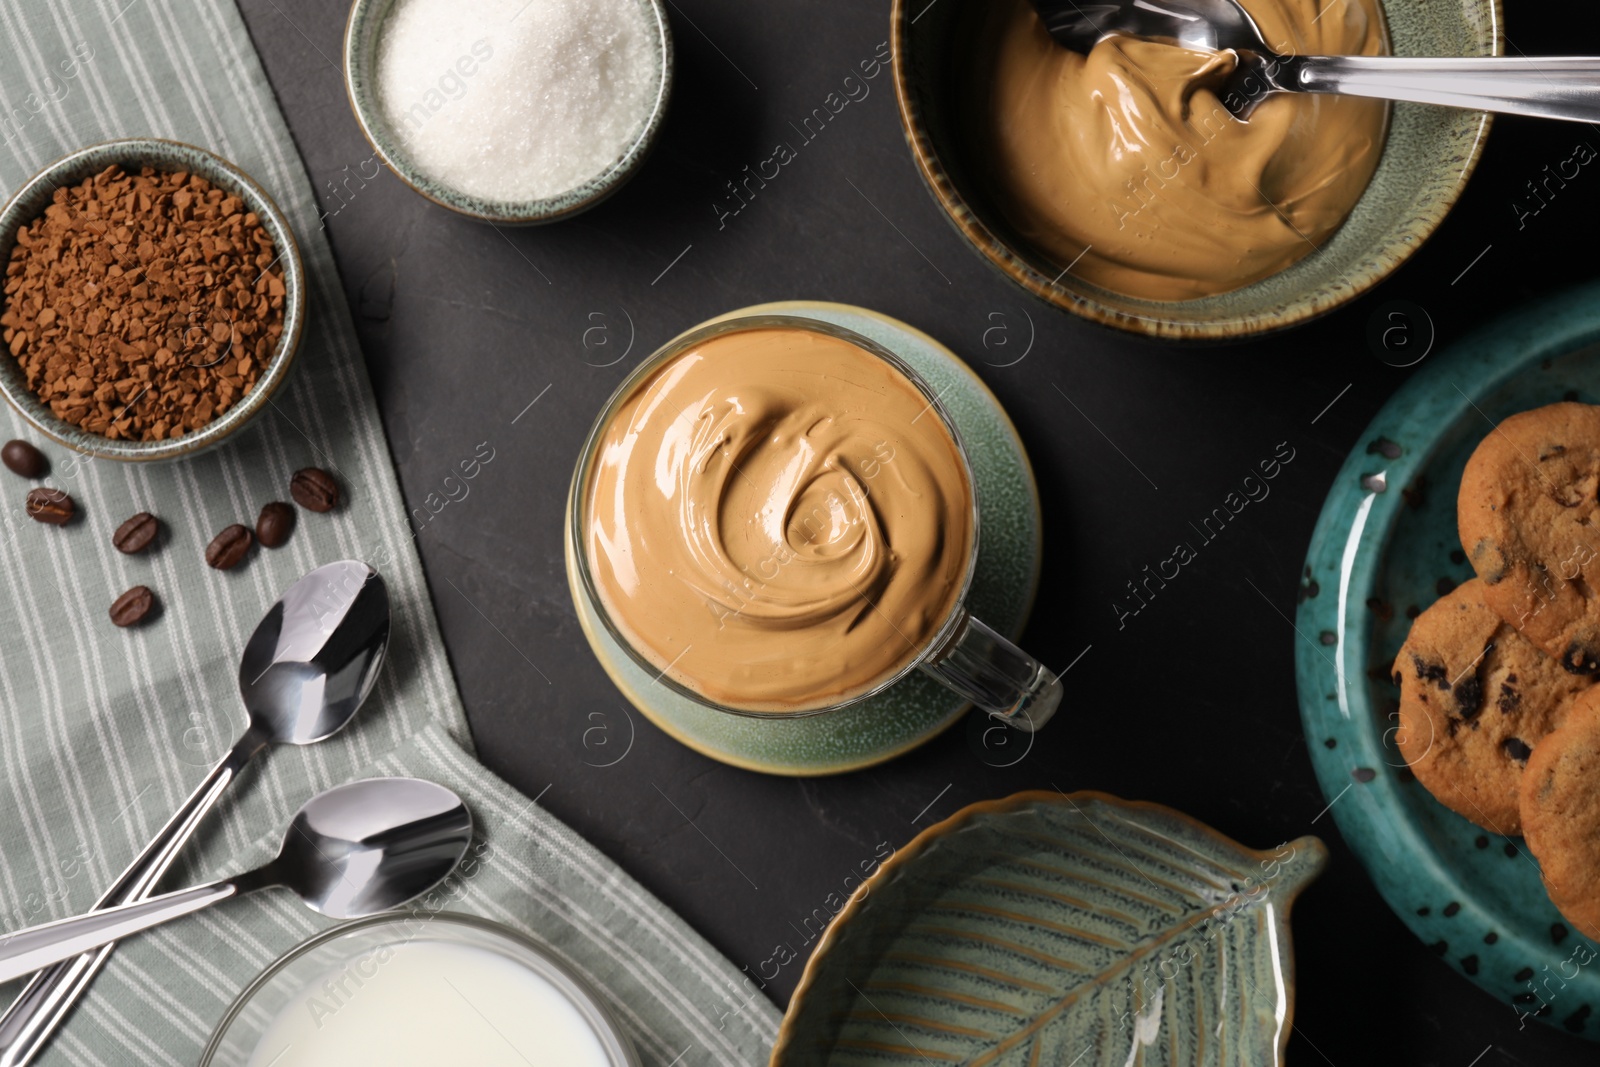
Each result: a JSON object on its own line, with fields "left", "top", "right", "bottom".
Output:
{"left": 564, "top": 301, "right": 1042, "bottom": 776}
{"left": 1296, "top": 280, "right": 1600, "bottom": 1038}
{"left": 772, "top": 791, "right": 1327, "bottom": 1065}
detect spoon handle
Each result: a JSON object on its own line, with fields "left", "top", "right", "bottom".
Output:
{"left": 0, "top": 733, "right": 263, "bottom": 1067}
{"left": 0, "top": 880, "right": 250, "bottom": 986}
{"left": 1291, "top": 55, "right": 1600, "bottom": 123}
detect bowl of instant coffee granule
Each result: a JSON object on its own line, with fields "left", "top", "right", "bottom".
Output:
{"left": 0, "top": 137, "right": 305, "bottom": 461}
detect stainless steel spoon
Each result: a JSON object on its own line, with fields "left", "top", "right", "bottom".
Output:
{"left": 0, "top": 777, "right": 473, "bottom": 984}
{"left": 0, "top": 560, "right": 390, "bottom": 1067}
{"left": 1030, "top": 0, "right": 1600, "bottom": 122}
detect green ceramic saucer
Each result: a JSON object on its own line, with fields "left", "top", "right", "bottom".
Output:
{"left": 773, "top": 792, "right": 1327, "bottom": 1065}
{"left": 1296, "top": 280, "right": 1600, "bottom": 1038}
{"left": 564, "top": 301, "right": 1042, "bottom": 776}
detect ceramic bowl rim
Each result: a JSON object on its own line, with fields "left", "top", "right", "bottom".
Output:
{"left": 341, "top": 0, "right": 675, "bottom": 225}
{"left": 196, "top": 910, "right": 641, "bottom": 1067}
{"left": 769, "top": 789, "right": 1331, "bottom": 1065}
{"left": 888, "top": 0, "right": 1504, "bottom": 341}
{"left": 0, "top": 136, "right": 306, "bottom": 462}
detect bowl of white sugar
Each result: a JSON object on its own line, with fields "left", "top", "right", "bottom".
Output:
{"left": 343, "top": 0, "right": 672, "bottom": 224}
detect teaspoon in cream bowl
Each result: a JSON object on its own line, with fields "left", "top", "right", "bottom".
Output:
{"left": 1031, "top": 0, "right": 1600, "bottom": 121}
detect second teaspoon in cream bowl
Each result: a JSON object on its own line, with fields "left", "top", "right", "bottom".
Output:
{"left": 1030, "top": 0, "right": 1600, "bottom": 121}
{"left": 0, "top": 777, "right": 474, "bottom": 985}
{"left": 0, "top": 560, "right": 390, "bottom": 1067}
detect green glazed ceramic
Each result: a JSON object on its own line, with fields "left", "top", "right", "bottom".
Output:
{"left": 564, "top": 301, "right": 1042, "bottom": 776}
{"left": 343, "top": 0, "right": 673, "bottom": 225}
{"left": 891, "top": 0, "right": 1500, "bottom": 341}
{"left": 772, "top": 791, "right": 1327, "bottom": 1065}
{"left": 1296, "top": 281, "right": 1600, "bottom": 1038}
{"left": 0, "top": 138, "right": 306, "bottom": 462}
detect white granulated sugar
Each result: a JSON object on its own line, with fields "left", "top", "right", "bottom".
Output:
{"left": 376, "top": 0, "right": 658, "bottom": 202}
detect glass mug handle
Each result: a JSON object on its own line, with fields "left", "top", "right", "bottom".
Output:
{"left": 919, "top": 609, "right": 1062, "bottom": 732}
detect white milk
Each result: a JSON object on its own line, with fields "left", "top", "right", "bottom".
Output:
{"left": 246, "top": 938, "right": 616, "bottom": 1066}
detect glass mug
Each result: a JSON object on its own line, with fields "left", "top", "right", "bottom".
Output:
{"left": 568, "top": 315, "right": 1062, "bottom": 732}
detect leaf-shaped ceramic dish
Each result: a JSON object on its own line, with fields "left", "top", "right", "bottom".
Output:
{"left": 772, "top": 791, "right": 1326, "bottom": 1066}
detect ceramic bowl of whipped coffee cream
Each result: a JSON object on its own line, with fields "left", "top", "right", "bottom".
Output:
{"left": 343, "top": 0, "right": 672, "bottom": 224}
{"left": 893, "top": 0, "right": 1499, "bottom": 339}
{"left": 569, "top": 316, "right": 1062, "bottom": 731}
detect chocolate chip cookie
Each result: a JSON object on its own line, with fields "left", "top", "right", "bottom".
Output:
{"left": 1520, "top": 688, "right": 1600, "bottom": 938}
{"left": 1458, "top": 402, "right": 1600, "bottom": 673}
{"left": 1393, "top": 578, "right": 1590, "bottom": 834}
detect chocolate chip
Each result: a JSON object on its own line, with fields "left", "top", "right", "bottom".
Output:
{"left": 255, "top": 501, "right": 295, "bottom": 548}
{"left": 25, "top": 487, "right": 73, "bottom": 525}
{"left": 2, "top": 439, "right": 46, "bottom": 478}
{"left": 112, "top": 512, "right": 159, "bottom": 554}
{"left": 1561, "top": 642, "right": 1600, "bottom": 675}
{"left": 1454, "top": 676, "right": 1484, "bottom": 721}
{"left": 1503, "top": 737, "right": 1533, "bottom": 762}
{"left": 205, "top": 523, "right": 252, "bottom": 569}
{"left": 109, "top": 585, "right": 155, "bottom": 627}
{"left": 1498, "top": 686, "right": 1521, "bottom": 715}
{"left": 1412, "top": 655, "right": 1449, "bottom": 688}
{"left": 290, "top": 467, "right": 339, "bottom": 512}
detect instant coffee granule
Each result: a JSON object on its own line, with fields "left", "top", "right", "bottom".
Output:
{"left": 0, "top": 164, "right": 287, "bottom": 441}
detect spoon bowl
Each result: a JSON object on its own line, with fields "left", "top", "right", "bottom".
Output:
{"left": 0, "top": 778, "right": 473, "bottom": 986}
{"left": 239, "top": 560, "right": 391, "bottom": 745}
{"left": 273, "top": 778, "right": 475, "bottom": 920}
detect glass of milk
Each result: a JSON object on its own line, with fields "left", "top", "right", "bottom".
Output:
{"left": 200, "top": 913, "right": 638, "bottom": 1067}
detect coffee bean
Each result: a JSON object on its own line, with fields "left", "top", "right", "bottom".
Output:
{"left": 256, "top": 501, "right": 295, "bottom": 548}
{"left": 109, "top": 585, "right": 156, "bottom": 627}
{"left": 290, "top": 467, "right": 339, "bottom": 512}
{"left": 113, "top": 512, "right": 160, "bottom": 554}
{"left": 25, "top": 487, "right": 74, "bottom": 525}
{"left": 2, "top": 440, "right": 46, "bottom": 478}
{"left": 205, "top": 523, "right": 252, "bottom": 569}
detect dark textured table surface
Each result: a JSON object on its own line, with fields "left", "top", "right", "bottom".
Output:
{"left": 236, "top": 1, "right": 1599, "bottom": 1063}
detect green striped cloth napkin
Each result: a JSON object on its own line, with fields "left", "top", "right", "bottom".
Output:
{"left": 0, "top": 2, "right": 779, "bottom": 1065}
